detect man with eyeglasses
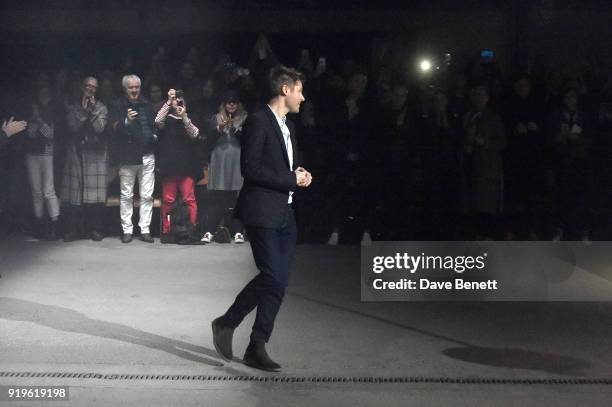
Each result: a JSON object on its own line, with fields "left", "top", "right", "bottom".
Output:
{"left": 62, "top": 76, "right": 109, "bottom": 241}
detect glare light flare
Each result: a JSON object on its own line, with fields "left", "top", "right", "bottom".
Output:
{"left": 419, "top": 59, "right": 432, "bottom": 72}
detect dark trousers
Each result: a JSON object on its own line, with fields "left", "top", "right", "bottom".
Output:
{"left": 205, "top": 190, "right": 244, "bottom": 235}
{"left": 222, "top": 206, "right": 297, "bottom": 342}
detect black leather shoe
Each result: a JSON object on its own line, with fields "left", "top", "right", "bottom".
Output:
{"left": 243, "top": 340, "right": 281, "bottom": 372}
{"left": 121, "top": 233, "right": 133, "bottom": 243}
{"left": 212, "top": 317, "right": 234, "bottom": 362}
{"left": 139, "top": 233, "right": 154, "bottom": 243}
{"left": 91, "top": 231, "right": 104, "bottom": 242}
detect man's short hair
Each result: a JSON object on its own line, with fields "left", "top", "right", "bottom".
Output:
{"left": 269, "top": 65, "right": 305, "bottom": 97}
{"left": 122, "top": 74, "right": 141, "bottom": 89}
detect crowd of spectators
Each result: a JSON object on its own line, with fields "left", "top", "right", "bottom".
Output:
{"left": 1, "top": 33, "right": 611, "bottom": 244}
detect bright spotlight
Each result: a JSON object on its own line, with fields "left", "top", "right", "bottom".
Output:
{"left": 419, "top": 59, "right": 432, "bottom": 72}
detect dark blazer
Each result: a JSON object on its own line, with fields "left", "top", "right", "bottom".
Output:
{"left": 235, "top": 107, "right": 299, "bottom": 228}
{"left": 110, "top": 97, "right": 156, "bottom": 166}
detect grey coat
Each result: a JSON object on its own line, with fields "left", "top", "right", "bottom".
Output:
{"left": 208, "top": 112, "right": 246, "bottom": 191}
{"left": 62, "top": 100, "right": 109, "bottom": 205}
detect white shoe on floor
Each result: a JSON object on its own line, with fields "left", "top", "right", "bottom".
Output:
{"left": 200, "top": 232, "right": 213, "bottom": 243}
{"left": 234, "top": 233, "right": 245, "bottom": 244}
{"left": 361, "top": 230, "right": 372, "bottom": 246}
{"left": 327, "top": 230, "right": 339, "bottom": 245}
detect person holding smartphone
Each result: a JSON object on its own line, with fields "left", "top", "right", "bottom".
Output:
{"left": 110, "top": 74, "right": 157, "bottom": 243}
{"left": 154, "top": 88, "right": 201, "bottom": 243}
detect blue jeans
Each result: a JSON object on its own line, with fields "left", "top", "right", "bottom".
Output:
{"left": 223, "top": 206, "right": 297, "bottom": 342}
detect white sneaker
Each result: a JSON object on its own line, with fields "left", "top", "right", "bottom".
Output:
{"left": 200, "top": 232, "right": 213, "bottom": 243}
{"left": 234, "top": 233, "right": 245, "bottom": 244}
{"left": 327, "top": 230, "right": 339, "bottom": 245}
{"left": 361, "top": 230, "right": 372, "bottom": 246}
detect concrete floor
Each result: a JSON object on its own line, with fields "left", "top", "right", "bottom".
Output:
{"left": 0, "top": 236, "right": 611, "bottom": 406}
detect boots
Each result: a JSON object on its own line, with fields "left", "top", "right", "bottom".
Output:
{"left": 47, "top": 219, "right": 59, "bottom": 241}
{"left": 211, "top": 317, "right": 234, "bottom": 362}
{"left": 87, "top": 204, "right": 105, "bottom": 241}
{"left": 243, "top": 340, "right": 281, "bottom": 372}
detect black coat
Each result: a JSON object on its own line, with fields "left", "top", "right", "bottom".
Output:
{"left": 235, "top": 107, "right": 299, "bottom": 228}
{"left": 156, "top": 117, "right": 200, "bottom": 178}
{"left": 110, "top": 97, "right": 156, "bottom": 165}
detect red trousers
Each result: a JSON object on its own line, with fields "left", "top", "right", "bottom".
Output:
{"left": 161, "top": 176, "right": 197, "bottom": 234}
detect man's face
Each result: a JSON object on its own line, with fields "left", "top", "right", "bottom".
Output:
{"left": 124, "top": 79, "right": 141, "bottom": 101}
{"left": 285, "top": 80, "right": 305, "bottom": 114}
{"left": 82, "top": 79, "right": 98, "bottom": 98}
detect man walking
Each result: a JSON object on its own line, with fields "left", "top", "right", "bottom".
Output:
{"left": 212, "top": 66, "right": 312, "bottom": 371}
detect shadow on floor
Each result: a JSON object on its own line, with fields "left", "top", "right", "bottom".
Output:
{"left": 442, "top": 346, "right": 590, "bottom": 376}
{"left": 0, "top": 297, "right": 237, "bottom": 370}
{"left": 290, "top": 292, "right": 592, "bottom": 376}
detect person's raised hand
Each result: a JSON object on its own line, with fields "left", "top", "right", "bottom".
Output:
{"left": 2, "top": 117, "right": 28, "bottom": 137}
{"left": 217, "top": 114, "right": 229, "bottom": 129}
{"left": 167, "top": 89, "right": 176, "bottom": 104}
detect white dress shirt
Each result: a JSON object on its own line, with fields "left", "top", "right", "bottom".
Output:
{"left": 268, "top": 105, "right": 294, "bottom": 204}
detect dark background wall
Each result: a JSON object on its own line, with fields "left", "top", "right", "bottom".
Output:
{"left": 0, "top": 1, "right": 610, "bottom": 78}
